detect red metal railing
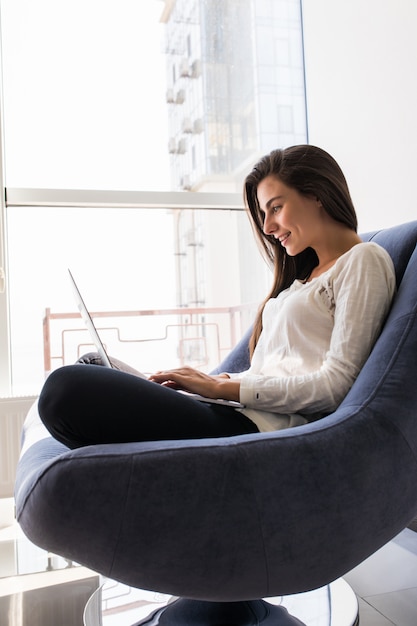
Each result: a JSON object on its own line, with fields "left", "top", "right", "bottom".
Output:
{"left": 43, "top": 304, "right": 256, "bottom": 375}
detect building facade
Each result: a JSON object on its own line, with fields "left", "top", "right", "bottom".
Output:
{"left": 161, "top": 0, "right": 307, "bottom": 192}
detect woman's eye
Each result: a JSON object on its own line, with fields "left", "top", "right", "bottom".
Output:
{"left": 272, "top": 205, "right": 281, "bottom": 213}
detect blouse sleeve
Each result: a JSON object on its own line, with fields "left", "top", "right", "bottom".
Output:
{"left": 237, "top": 244, "right": 396, "bottom": 416}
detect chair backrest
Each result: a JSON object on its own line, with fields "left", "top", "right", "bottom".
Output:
{"left": 361, "top": 221, "right": 417, "bottom": 285}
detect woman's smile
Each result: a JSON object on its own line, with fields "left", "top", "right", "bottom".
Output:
{"left": 278, "top": 231, "right": 291, "bottom": 245}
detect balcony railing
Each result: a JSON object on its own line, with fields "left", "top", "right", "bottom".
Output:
{"left": 43, "top": 303, "right": 256, "bottom": 376}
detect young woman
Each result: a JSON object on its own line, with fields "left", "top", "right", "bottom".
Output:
{"left": 38, "top": 145, "right": 396, "bottom": 448}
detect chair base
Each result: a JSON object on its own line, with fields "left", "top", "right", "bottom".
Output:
{"left": 84, "top": 578, "right": 359, "bottom": 626}
{"left": 132, "top": 598, "right": 306, "bottom": 626}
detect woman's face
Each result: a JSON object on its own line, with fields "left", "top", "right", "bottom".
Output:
{"left": 256, "top": 175, "right": 323, "bottom": 257}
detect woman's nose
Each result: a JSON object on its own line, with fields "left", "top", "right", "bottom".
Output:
{"left": 263, "top": 213, "right": 277, "bottom": 236}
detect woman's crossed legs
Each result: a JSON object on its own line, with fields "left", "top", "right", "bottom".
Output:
{"left": 38, "top": 363, "right": 258, "bottom": 449}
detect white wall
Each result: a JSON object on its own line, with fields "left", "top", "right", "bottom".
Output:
{"left": 302, "top": 0, "right": 417, "bottom": 232}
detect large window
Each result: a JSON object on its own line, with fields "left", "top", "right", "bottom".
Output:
{"left": 0, "top": 0, "right": 307, "bottom": 396}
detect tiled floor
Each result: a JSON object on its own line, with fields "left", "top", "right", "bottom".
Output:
{"left": 1, "top": 494, "right": 417, "bottom": 625}
{"left": 344, "top": 527, "right": 417, "bottom": 625}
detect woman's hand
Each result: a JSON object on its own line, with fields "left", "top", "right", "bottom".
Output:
{"left": 149, "top": 367, "right": 240, "bottom": 402}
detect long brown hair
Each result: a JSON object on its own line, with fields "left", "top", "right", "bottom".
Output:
{"left": 245, "top": 145, "right": 358, "bottom": 356}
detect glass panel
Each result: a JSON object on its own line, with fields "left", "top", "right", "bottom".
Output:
{"left": 7, "top": 206, "right": 269, "bottom": 396}
{"left": 163, "top": 0, "right": 307, "bottom": 191}
{"left": 0, "top": 0, "right": 170, "bottom": 190}
{"left": 1, "top": 0, "right": 306, "bottom": 191}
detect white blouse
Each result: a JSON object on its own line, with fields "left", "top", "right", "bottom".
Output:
{"left": 231, "top": 242, "right": 396, "bottom": 432}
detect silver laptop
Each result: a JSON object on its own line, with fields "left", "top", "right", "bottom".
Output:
{"left": 68, "top": 269, "right": 244, "bottom": 408}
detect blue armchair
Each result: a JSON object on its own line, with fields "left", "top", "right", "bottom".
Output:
{"left": 15, "top": 221, "right": 417, "bottom": 624}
